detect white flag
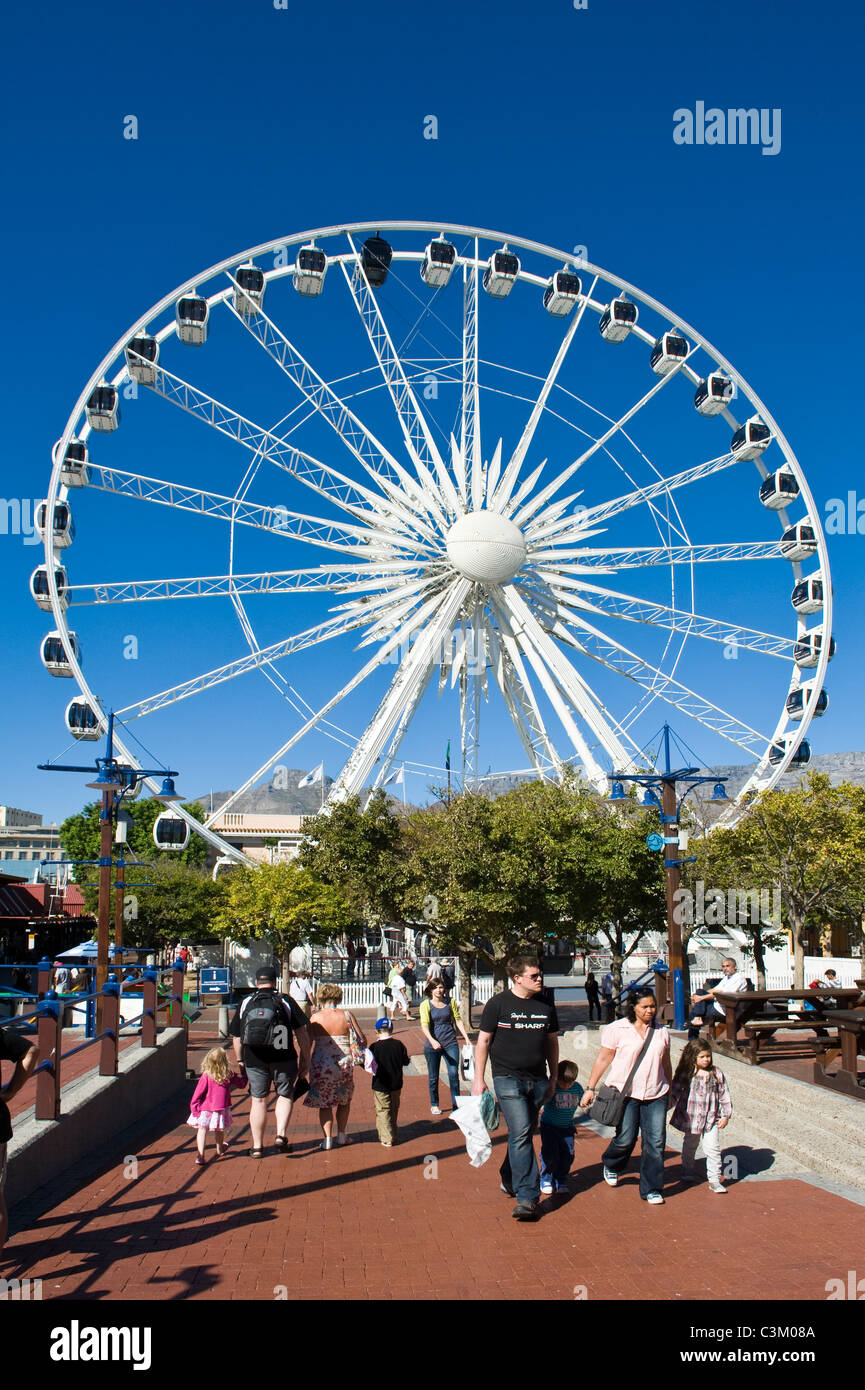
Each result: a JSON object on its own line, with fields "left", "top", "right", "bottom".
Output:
{"left": 384, "top": 765, "right": 405, "bottom": 786}
{"left": 297, "top": 763, "right": 323, "bottom": 789}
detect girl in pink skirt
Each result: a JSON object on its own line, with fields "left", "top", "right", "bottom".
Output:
{"left": 187, "top": 1048, "right": 247, "bottom": 1164}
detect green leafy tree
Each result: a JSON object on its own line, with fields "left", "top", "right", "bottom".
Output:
{"left": 60, "top": 797, "right": 209, "bottom": 872}
{"left": 213, "top": 859, "right": 352, "bottom": 988}
{"left": 299, "top": 790, "right": 407, "bottom": 927}
{"left": 691, "top": 773, "right": 865, "bottom": 987}
{"left": 80, "top": 858, "right": 227, "bottom": 950}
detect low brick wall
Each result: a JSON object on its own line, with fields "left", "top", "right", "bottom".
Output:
{"left": 5, "top": 1028, "right": 187, "bottom": 1211}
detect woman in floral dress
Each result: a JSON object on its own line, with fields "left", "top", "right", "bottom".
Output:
{"left": 304, "top": 983, "right": 367, "bottom": 1149}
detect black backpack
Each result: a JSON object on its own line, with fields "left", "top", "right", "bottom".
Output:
{"left": 241, "top": 990, "right": 290, "bottom": 1049}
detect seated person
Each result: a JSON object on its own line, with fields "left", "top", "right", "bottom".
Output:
{"left": 689, "top": 958, "right": 750, "bottom": 1037}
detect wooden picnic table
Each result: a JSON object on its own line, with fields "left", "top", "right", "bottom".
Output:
{"left": 712, "top": 987, "right": 862, "bottom": 1042}
{"left": 812, "top": 1008, "right": 865, "bottom": 1099}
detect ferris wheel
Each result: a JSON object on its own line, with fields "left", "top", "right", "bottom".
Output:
{"left": 33, "top": 221, "right": 833, "bottom": 862}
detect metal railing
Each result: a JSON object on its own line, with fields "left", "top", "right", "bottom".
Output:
{"left": 0, "top": 959, "right": 186, "bottom": 1121}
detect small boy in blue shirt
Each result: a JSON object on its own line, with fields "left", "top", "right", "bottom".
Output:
{"left": 539, "top": 1059, "right": 584, "bottom": 1195}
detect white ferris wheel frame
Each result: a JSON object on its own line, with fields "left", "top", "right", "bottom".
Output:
{"left": 41, "top": 221, "right": 832, "bottom": 863}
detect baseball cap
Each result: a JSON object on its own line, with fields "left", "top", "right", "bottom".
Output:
{"left": 375, "top": 1017, "right": 393, "bottom": 1032}
{"left": 255, "top": 966, "right": 278, "bottom": 984}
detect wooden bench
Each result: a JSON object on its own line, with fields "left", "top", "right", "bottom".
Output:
{"left": 743, "top": 1017, "right": 836, "bottom": 1063}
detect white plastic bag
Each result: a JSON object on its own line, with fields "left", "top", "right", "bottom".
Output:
{"left": 460, "top": 1043, "right": 475, "bottom": 1084}
{"left": 363, "top": 1047, "right": 378, "bottom": 1075}
{"left": 450, "top": 1095, "right": 491, "bottom": 1167}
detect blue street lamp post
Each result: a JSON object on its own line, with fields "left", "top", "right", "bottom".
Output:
{"left": 608, "top": 724, "right": 728, "bottom": 1029}
{"left": 38, "top": 712, "right": 180, "bottom": 1029}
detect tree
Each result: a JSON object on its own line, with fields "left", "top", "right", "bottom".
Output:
{"left": 399, "top": 778, "right": 666, "bottom": 1011}
{"left": 683, "top": 833, "right": 788, "bottom": 988}
{"left": 101, "top": 858, "right": 227, "bottom": 950}
{"left": 212, "top": 860, "right": 352, "bottom": 988}
{"left": 691, "top": 774, "right": 865, "bottom": 987}
{"left": 60, "top": 797, "right": 209, "bottom": 872}
{"left": 299, "top": 790, "right": 407, "bottom": 928}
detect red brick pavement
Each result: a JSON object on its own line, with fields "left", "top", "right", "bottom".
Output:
{"left": 3, "top": 1005, "right": 864, "bottom": 1303}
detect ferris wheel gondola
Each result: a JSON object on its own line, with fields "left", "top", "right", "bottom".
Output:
{"left": 36, "top": 500, "right": 74, "bottom": 548}
{"left": 175, "top": 292, "right": 209, "bottom": 344}
{"left": 649, "top": 331, "right": 689, "bottom": 375}
{"left": 85, "top": 381, "right": 120, "bottom": 432}
{"left": 293, "top": 243, "right": 328, "bottom": 296}
{"left": 599, "top": 297, "right": 638, "bottom": 342}
{"left": 65, "top": 695, "right": 101, "bottom": 740}
{"left": 30, "top": 564, "right": 67, "bottom": 611}
{"left": 694, "top": 373, "right": 735, "bottom": 417}
{"left": 153, "top": 812, "right": 190, "bottom": 851}
{"left": 420, "top": 236, "right": 456, "bottom": 288}
{"left": 41, "top": 630, "right": 78, "bottom": 678}
{"left": 542, "top": 270, "right": 581, "bottom": 317}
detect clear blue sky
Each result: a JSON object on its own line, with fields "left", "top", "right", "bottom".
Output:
{"left": 2, "top": 0, "right": 862, "bottom": 826}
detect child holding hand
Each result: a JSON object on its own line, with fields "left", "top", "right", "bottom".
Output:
{"left": 187, "top": 1047, "right": 247, "bottom": 1164}
{"left": 669, "top": 1040, "right": 732, "bottom": 1193}
{"left": 539, "top": 1059, "right": 584, "bottom": 1195}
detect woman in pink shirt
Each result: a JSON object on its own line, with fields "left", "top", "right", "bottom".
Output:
{"left": 580, "top": 989, "right": 672, "bottom": 1204}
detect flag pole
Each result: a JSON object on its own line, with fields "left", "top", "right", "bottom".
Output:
{"left": 402, "top": 765, "right": 406, "bottom": 809}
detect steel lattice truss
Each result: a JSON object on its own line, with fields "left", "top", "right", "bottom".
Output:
{"left": 39, "top": 223, "right": 833, "bottom": 861}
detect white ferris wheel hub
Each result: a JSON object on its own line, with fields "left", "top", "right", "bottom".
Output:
{"left": 445, "top": 510, "right": 527, "bottom": 584}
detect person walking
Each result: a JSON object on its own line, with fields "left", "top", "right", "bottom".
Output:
{"left": 187, "top": 1047, "right": 247, "bottom": 1164}
{"left": 304, "top": 983, "right": 367, "bottom": 1148}
{"left": 289, "top": 970, "right": 315, "bottom": 1019}
{"left": 419, "top": 977, "right": 472, "bottom": 1114}
{"left": 228, "top": 966, "right": 311, "bottom": 1158}
{"left": 346, "top": 938, "right": 356, "bottom": 979}
{"left": 584, "top": 972, "right": 601, "bottom": 1022}
{"left": 369, "top": 1017, "right": 411, "bottom": 1146}
{"left": 669, "top": 1040, "right": 732, "bottom": 1193}
{"left": 601, "top": 970, "right": 614, "bottom": 1021}
{"left": 471, "top": 955, "right": 559, "bottom": 1222}
{"left": 387, "top": 963, "right": 410, "bottom": 1021}
{"left": 539, "top": 1059, "right": 584, "bottom": 1195}
{"left": 0, "top": 1023, "right": 39, "bottom": 1251}
{"left": 580, "top": 987, "right": 672, "bottom": 1205}
{"left": 402, "top": 958, "right": 418, "bottom": 1014}
{"left": 355, "top": 939, "right": 367, "bottom": 977}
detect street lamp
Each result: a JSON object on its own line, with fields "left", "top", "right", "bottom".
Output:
{"left": 606, "top": 723, "right": 729, "bottom": 1029}
{"left": 38, "top": 711, "right": 180, "bottom": 1026}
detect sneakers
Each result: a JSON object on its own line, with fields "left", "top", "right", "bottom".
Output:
{"left": 602, "top": 1167, "right": 619, "bottom": 1186}
{"left": 539, "top": 1180, "right": 554, "bottom": 1196}
{"left": 512, "top": 1201, "right": 540, "bottom": 1221}
{"left": 644, "top": 1191, "right": 665, "bottom": 1205}
{"left": 709, "top": 1182, "right": 727, "bottom": 1194}
{"left": 430, "top": 1106, "right": 442, "bottom": 1115}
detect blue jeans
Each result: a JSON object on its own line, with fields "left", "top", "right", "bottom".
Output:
{"left": 540, "top": 1125, "right": 575, "bottom": 1186}
{"left": 601, "top": 1095, "right": 667, "bottom": 1197}
{"left": 493, "top": 1075, "right": 549, "bottom": 1205}
{"left": 425, "top": 1043, "right": 460, "bottom": 1107}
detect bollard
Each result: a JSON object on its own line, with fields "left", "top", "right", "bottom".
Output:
{"left": 141, "top": 967, "right": 158, "bottom": 1049}
{"left": 36, "top": 956, "right": 52, "bottom": 1001}
{"left": 35, "top": 992, "right": 61, "bottom": 1121}
{"left": 168, "top": 963, "right": 184, "bottom": 1028}
{"left": 100, "top": 976, "right": 120, "bottom": 1077}
{"left": 218, "top": 1004, "right": 229, "bottom": 1040}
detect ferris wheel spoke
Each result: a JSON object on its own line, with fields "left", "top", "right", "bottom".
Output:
{"left": 501, "top": 586, "right": 635, "bottom": 778}
{"left": 460, "top": 250, "right": 482, "bottom": 509}
{"left": 328, "top": 579, "right": 472, "bottom": 801}
{"left": 554, "top": 609, "right": 770, "bottom": 755}
{"left": 533, "top": 539, "right": 788, "bottom": 571}
{"left": 222, "top": 285, "right": 444, "bottom": 543}
{"left": 491, "top": 276, "right": 598, "bottom": 515}
{"left": 117, "top": 602, "right": 402, "bottom": 724}
{"left": 508, "top": 366, "right": 685, "bottom": 528}
{"left": 535, "top": 576, "right": 796, "bottom": 660}
{"left": 342, "top": 239, "right": 455, "bottom": 521}
{"left": 65, "top": 564, "right": 420, "bottom": 606}
{"left": 84, "top": 463, "right": 426, "bottom": 561}
{"left": 542, "top": 452, "right": 738, "bottom": 543}
{"left": 486, "top": 623, "right": 562, "bottom": 780}
{"left": 142, "top": 359, "right": 437, "bottom": 543}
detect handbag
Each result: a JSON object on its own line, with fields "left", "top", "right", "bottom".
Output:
{"left": 589, "top": 1026, "right": 656, "bottom": 1128}
{"left": 347, "top": 1016, "right": 364, "bottom": 1067}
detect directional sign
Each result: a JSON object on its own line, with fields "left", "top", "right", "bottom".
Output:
{"left": 200, "top": 967, "right": 230, "bottom": 995}
{"left": 646, "top": 832, "right": 664, "bottom": 851}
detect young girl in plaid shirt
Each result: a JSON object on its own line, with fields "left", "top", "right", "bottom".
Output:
{"left": 669, "top": 1040, "right": 732, "bottom": 1194}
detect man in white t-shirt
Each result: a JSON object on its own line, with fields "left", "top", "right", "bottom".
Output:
{"left": 288, "top": 971, "right": 316, "bottom": 1018}
{"left": 689, "top": 958, "right": 749, "bottom": 1036}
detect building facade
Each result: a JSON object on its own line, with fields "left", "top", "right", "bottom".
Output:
{"left": 0, "top": 807, "right": 62, "bottom": 867}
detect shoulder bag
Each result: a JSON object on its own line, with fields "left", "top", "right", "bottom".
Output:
{"left": 589, "top": 1025, "right": 656, "bottom": 1128}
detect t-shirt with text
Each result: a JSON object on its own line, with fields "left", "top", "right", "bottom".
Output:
{"left": 479, "top": 989, "right": 559, "bottom": 1080}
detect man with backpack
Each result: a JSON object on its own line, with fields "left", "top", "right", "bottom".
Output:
{"left": 229, "top": 966, "right": 311, "bottom": 1158}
